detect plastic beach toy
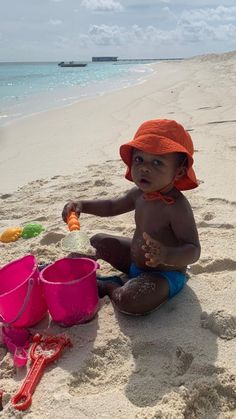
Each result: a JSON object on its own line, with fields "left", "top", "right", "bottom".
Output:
{"left": 0, "top": 227, "right": 23, "bottom": 243}
{"left": 0, "top": 223, "right": 44, "bottom": 243}
{"left": 0, "top": 255, "right": 47, "bottom": 328}
{"left": 2, "top": 326, "right": 31, "bottom": 368}
{"left": 67, "top": 211, "right": 80, "bottom": 231}
{"left": 21, "top": 223, "right": 44, "bottom": 239}
{"left": 11, "top": 334, "right": 72, "bottom": 411}
{"left": 61, "top": 211, "right": 95, "bottom": 255}
{"left": 40, "top": 257, "right": 99, "bottom": 326}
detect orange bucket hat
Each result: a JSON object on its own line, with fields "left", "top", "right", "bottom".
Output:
{"left": 120, "top": 119, "right": 198, "bottom": 191}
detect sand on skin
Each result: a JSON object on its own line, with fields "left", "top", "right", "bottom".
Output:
{"left": 0, "top": 51, "right": 236, "bottom": 418}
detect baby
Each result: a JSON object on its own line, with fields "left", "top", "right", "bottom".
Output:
{"left": 62, "top": 119, "right": 201, "bottom": 315}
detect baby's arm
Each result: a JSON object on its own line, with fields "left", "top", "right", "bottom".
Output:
{"left": 62, "top": 187, "right": 138, "bottom": 221}
{"left": 143, "top": 197, "right": 201, "bottom": 267}
{"left": 167, "top": 197, "right": 201, "bottom": 265}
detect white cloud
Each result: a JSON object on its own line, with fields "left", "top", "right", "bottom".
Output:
{"left": 79, "top": 12, "right": 236, "bottom": 48}
{"left": 177, "top": 19, "right": 236, "bottom": 43}
{"left": 80, "top": 24, "right": 174, "bottom": 46}
{"left": 182, "top": 5, "right": 236, "bottom": 23}
{"left": 49, "top": 19, "right": 62, "bottom": 25}
{"left": 81, "top": 0, "right": 123, "bottom": 12}
{"left": 177, "top": 6, "right": 236, "bottom": 42}
{"left": 87, "top": 24, "right": 125, "bottom": 44}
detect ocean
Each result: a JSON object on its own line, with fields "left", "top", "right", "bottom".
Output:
{"left": 0, "top": 61, "right": 154, "bottom": 126}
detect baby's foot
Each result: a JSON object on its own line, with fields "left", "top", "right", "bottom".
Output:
{"left": 97, "top": 276, "right": 123, "bottom": 298}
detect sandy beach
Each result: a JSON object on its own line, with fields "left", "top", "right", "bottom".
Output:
{"left": 0, "top": 51, "right": 236, "bottom": 418}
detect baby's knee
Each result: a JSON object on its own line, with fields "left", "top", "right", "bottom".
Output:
{"left": 90, "top": 233, "right": 104, "bottom": 248}
{"left": 90, "top": 233, "right": 115, "bottom": 261}
{"left": 91, "top": 233, "right": 114, "bottom": 247}
{"left": 112, "top": 287, "right": 146, "bottom": 316}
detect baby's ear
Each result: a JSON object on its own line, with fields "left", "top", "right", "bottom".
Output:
{"left": 175, "top": 166, "right": 186, "bottom": 180}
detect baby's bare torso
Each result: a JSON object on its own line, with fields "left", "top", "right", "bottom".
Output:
{"left": 130, "top": 192, "right": 185, "bottom": 272}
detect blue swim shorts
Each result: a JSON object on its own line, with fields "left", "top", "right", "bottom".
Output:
{"left": 129, "top": 263, "right": 188, "bottom": 299}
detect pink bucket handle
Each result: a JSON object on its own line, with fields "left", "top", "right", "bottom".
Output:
{"left": 0, "top": 278, "right": 34, "bottom": 326}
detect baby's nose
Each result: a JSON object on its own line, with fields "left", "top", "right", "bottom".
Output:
{"left": 140, "top": 164, "right": 151, "bottom": 173}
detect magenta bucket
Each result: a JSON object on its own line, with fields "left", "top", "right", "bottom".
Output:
{"left": 40, "top": 257, "right": 99, "bottom": 326}
{"left": 0, "top": 255, "right": 47, "bottom": 328}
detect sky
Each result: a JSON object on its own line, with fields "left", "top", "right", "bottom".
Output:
{"left": 1, "top": 0, "right": 236, "bottom": 62}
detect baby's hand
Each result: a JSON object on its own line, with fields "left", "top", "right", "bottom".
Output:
{"left": 142, "top": 232, "right": 167, "bottom": 267}
{"left": 62, "top": 201, "right": 82, "bottom": 223}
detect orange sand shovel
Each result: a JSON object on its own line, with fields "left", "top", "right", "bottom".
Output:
{"left": 61, "top": 211, "right": 95, "bottom": 256}
{"left": 67, "top": 211, "right": 80, "bottom": 231}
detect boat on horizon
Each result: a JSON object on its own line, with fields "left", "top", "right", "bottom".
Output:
{"left": 58, "top": 61, "right": 87, "bottom": 67}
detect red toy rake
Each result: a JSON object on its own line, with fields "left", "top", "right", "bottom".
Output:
{"left": 11, "top": 334, "right": 72, "bottom": 411}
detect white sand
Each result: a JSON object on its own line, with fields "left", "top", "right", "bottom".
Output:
{"left": 0, "top": 51, "right": 236, "bottom": 418}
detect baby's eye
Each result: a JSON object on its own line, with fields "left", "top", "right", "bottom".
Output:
{"left": 134, "top": 155, "right": 143, "bottom": 163}
{"left": 153, "top": 159, "right": 163, "bottom": 166}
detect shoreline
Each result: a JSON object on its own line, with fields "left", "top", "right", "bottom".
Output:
{"left": 0, "top": 62, "right": 155, "bottom": 129}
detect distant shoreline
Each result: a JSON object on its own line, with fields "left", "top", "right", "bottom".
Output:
{"left": 0, "top": 58, "right": 184, "bottom": 64}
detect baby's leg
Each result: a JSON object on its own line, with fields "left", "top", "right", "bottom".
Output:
{"left": 90, "top": 233, "right": 132, "bottom": 274}
{"left": 98, "top": 273, "right": 170, "bottom": 315}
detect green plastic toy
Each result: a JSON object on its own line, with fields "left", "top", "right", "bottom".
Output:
{"left": 21, "top": 223, "right": 44, "bottom": 239}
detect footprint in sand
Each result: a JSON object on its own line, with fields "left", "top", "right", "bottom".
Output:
{"left": 33, "top": 215, "right": 48, "bottom": 222}
{"left": 40, "top": 232, "right": 65, "bottom": 246}
{"left": 207, "top": 197, "right": 236, "bottom": 207}
{"left": 201, "top": 310, "right": 236, "bottom": 340}
{"left": 105, "top": 159, "right": 120, "bottom": 163}
{"left": 203, "top": 211, "right": 215, "bottom": 221}
{"left": 207, "top": 119, "right": 236, "bottom": 125}
{"left": 0, "top": 193, "right": 12, "bottom": 200}
{"left": 198, "top": 105, "right": 222, "bottom": 110}
{"left": 93, "top": 179, "right": 113, "bottom": 187}
{"left": 175, "top": 346, "right": 194, "bottom": 376}
{"left": 197, "top": 220, "right": 234, "bottom": 229}
{"left": 51, "top": 175, "right": 61, "bottom": 180}
{"left": 191, "top": 258, "right": 236, "bottom": 275}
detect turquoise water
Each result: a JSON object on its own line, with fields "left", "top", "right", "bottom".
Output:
{"left": 0, "top": 61, "right": 154, "bottom": 126}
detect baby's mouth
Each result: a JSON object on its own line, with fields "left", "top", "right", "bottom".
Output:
{"left": 139, "top": 177, "right": 151, "bottom": 185}
{"left": 139, "top": 177, "right": 152, "bottom": 189}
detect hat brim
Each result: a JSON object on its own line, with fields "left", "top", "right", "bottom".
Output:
{"left": 120, "top": 137, "right": 198, "bottom": 191}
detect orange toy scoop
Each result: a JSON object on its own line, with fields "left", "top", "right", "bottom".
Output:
{"left": 67, "top": 211, "right": 81, "bottom": 231}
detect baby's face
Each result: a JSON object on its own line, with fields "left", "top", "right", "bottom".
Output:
{"left": 131, "top": 149, "right": 179, "bottom": 193}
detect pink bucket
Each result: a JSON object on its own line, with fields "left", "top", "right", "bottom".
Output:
{"left": 0, "top": 255, "right": 47, "bottom": 328}
{"left": 40, "top": 257, "right": 99, "bottom": 326}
